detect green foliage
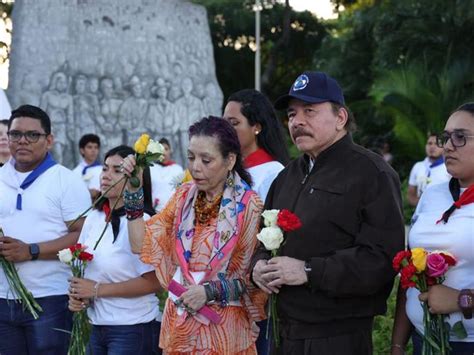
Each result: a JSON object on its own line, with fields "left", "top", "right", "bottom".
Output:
{"left": 401, "top": 178, "right": 415, "bottom": 225}
{"left": 191, "top": 0, "right": 326, "bottom": 100}
{"left": 0, "top": 2, "right": 12, "bottom": 63}
{"left": 318, "top": 0, "right": 474, "bottom": 180}
{"left": 373, "top": 277, "right": 413, "bottom": 354}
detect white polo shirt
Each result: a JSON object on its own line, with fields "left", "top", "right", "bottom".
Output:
{"left": 0, "top": 159, "right": 91, "bottom": 299}
{"left": 72, "top": 160, "right": 102, "bottom": 191}
{"left": 408, "top": 157, "right": 450, "bottom": 197}
{"left": 248, "top": 161, "right": 284, "bottom": 202}
{"left": 79, "top": 209, "right": 161, "bottom": 325}
{"left": 406, "top": 182, "right": 474, "bottom": 341}
{"left": 149, "top": 163, "right": 184, "bottom": 212}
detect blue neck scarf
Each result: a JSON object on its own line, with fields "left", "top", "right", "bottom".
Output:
{"left": 427, "top": 156, "right": 444, "bottom": 177}
{"left": 82, "top": 160, "right": 101, "bottom": 175}
{"left": 17, "top": 152, "right": 57, "bottom": 210}
{"left": 430, "top": 156, "right": 444, "bottom": 169}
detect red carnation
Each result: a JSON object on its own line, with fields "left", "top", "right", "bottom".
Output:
{"left": 440, "top": 253, "right": 456, "bottom": 267}
{"left": 78, "top": 251, "right": 93, "bottom": 262}
{"left": 277, "top": 209, "right": 302, "bottom": 232}
{"left": 392, "top": 250, "right": 412, "bottom": 272}
{"left": 400, "top": 263, "right": 417, "bottom": 289}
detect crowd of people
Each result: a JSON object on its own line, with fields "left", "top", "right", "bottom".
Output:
{"left": 0, "top": 71, "right": 472, "bottom": 355}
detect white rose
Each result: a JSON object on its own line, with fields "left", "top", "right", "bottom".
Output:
{"left": 261, "top": 209, "right": 279, "bottom": 227}
{"left": 146, "top": 140, "right": 165, "bottom": 157}
{"left": 257, "top": 226, "right": 284, "bottom": 251}
{"left": 58, "top": 248, "right": 73, "bottom": 264}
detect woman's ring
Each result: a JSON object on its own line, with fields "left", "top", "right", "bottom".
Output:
{"left": 71, "top": 287, "right": 75, "bottom": 294}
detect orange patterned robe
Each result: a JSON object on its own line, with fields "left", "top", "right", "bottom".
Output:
{"left": 141, "top": 183, "right": 267, "bottom": 354}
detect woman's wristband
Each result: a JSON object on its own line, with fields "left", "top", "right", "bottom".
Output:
{"left": 93, "top": 282, "right": 100, "bottom": 300}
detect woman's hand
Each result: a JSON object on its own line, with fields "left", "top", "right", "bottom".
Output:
{"left": 68, "top": 295, "right": 89, "bottom": 312}
{"left": 178, "top": 285, "right": 207, "bottom": 314}
{"left": 69, "top": 277, "right": 98, "bottom": 300}
{"left": 418, "top": 284, "right": 460, "bottom": 314}
{"left": 121, "top": 154, "right": 143, "bottom": 191}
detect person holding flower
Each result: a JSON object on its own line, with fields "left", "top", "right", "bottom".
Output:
{"left": 0, "top": 105, "right": 91, "bottom": 355}
{"left": 391, "top": 103, "right": 474, "bottom": 354}
{"left": 123, "top": 116, "right": 267, "bottom": 354}
{"left": 251, "top": 72, "right": 405, "bottom": 354}
{"left": 68, "top": 145, "right": 162, "bottom": 355}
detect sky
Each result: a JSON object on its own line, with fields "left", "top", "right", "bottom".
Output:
{"left": 290, "top": 0, "right": 337, "bottom": 19}
{"left": 0, "top": 1, "right": 337, "bottom": 89}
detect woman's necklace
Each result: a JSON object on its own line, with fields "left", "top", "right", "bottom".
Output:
{"left": 194, "top": 191, "right": 223, "bottom": 225}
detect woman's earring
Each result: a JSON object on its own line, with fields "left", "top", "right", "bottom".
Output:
{"left": 255, "top": 131, "right": 260, "bottom": 135}
{"left": 226, "top": 172, "right": 234, "bottom": 187}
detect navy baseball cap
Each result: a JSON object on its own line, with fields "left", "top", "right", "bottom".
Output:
{"left": 274, "top": 71, "right": 345, "bottom": 110}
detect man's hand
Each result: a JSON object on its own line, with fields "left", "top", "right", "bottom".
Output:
{"left": 252, "top": 259, "right": 280, "bottom": 294}
{"left": 266, "top": 256, "right": 307, "bottom": 288}
{"left": 419, "top": 284, "right": 460, "bottom": 314}
{"left": 0, "top": 236, "right": 32, "bottom": 262}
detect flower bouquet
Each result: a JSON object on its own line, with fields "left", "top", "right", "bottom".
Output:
{"left": 393, "top": 248, "right": 467, "bottom": 354}
{"left": 257, "top": 209, "right": 302, "bottom": 347}
{"left": 58, "top": 243, "right": 94, "bottom": 355}
{"left": 0, "top": 227, "right": 42, "bottom": 319}
{"left": 68, "top": 133, "right": 165, "bottom": 250}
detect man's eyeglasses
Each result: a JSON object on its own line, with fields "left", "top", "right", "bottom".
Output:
{"left": 436, "top": 131, "right": 474, "bottom": 148}
{"left": 7, "top": 130, "right": 48, "bottom": 143}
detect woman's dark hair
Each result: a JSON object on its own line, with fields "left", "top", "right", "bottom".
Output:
{"left": 227, "top": 89, "right": 290, "bottom": 165}
{"left": 454, "top": 102, "right": 474, "bottom": 115}
{"left": 188, "top": 116, "right": 252, "bottom": 186}
{"left": 101, "top": 145, "right": 155, "bottom": 216}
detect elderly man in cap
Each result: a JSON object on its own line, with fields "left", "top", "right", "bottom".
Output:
{"left": 251, "top": 72, "right": 405, "bottom": 354}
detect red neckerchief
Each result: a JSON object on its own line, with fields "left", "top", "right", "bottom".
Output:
{"left": 244, "top": 148, "right": 275, "bottom": 168}
{"left": 437, "top": 184, "right": 474, "bottom": 224}
{"left": 159, "top": 160, "right": 176, "bottom": 167}
{"left": 102, "top": 199, "right": 112, "bottom": 222}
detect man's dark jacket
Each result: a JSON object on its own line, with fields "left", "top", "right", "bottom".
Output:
{"left": 252, "top": 134, "right": 405, "bottom": 337}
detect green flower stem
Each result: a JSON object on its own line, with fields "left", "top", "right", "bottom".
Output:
{"left": 93, "top": 176, "right": 128, "bottom": 250}
{"left": 0, "top": 228, "right": 43, "bottom": 319}
{"left": 68, "top": 175, "right": 128, "bottom": 230}
{"left": 68, "top": 258, "right": 91, "bottom": 355}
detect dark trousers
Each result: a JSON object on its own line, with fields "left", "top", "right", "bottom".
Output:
{"left": 88, "top": 320, "right": 162, "bottom": 355}
{"left": 272, "top": 318, "right": 373, "bottom": 355}
{"left": 0, "top": 295, "right": 72, "bottom": 355}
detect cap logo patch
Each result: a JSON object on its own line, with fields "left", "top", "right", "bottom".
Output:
{"left": 293, "top": 74, "right": 309, "bottom": 91}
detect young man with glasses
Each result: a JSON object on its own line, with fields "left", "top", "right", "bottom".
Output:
{"left": 0, "top": 105, "right": 90, "bottom": 355}
{"left": 407, "top": 133, "right": 451, "bottom": 207}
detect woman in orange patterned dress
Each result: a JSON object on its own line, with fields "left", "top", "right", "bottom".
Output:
{"left": 123, "top": 116, "right": 267, "bottom": 354}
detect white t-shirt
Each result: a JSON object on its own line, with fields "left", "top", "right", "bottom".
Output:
{"left": 406, "top": 182, "right": 474, "bottom": 341}
{"left": 79, "top": 209, "right": 161, "bottom": 325}
{"left": 149, "top": 163, "right": 184, "bottom": 212}
{"left": 72, "top": 160, "right": 102, "bottom": 191}
{"left": 0, "top": 159, "right": 91, "bottom": 298}
{"left": 408, "top": 157, "right": 450, "bottom": 197}
{"left": 248, "top": 161, "right": 284, "bottom": 202}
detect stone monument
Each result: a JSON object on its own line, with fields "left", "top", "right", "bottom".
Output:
{"left": 7, "top": 0, "right": 223, "bottom": 167}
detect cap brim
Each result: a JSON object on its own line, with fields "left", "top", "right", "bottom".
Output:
{"left": 274, "top": 93, "right": 331, "bottom": 110}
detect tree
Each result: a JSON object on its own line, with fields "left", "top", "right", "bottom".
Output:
{"left": 316, "top": 0, "right": 474, "bottom": 178}
{"left": 192, "top": 0, "right": 327, "bottom": 100}
{"left": 0, "top": 2, "right": 13, "bottom": 63}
